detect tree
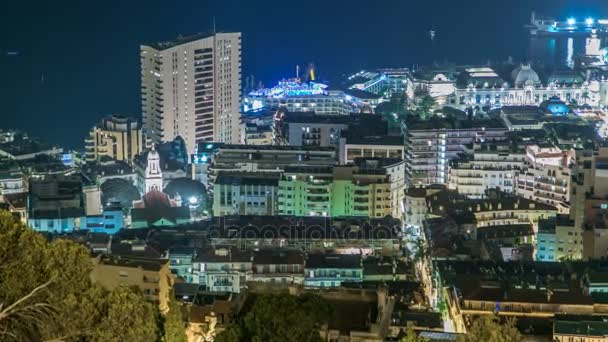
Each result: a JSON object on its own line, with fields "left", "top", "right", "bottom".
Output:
{"left": 413, "top": 94, "right": 436, "bottom": 120}
{"left": 100, "top": 178, "right": 141, "bottom": 211}
{"left": 458, "top": 315, "right": 524, "bottom": 342}
{"left": 0, "top": 210, "right": 162, "bottom": 341}
{"left": 94, "top": 286, "right": 159, "bottom": 342}
{"left": 162, "top": 293, "right": 187, "bottom": 342}
{"left": 400, "top": 324, "right": 428, "bottom": 342}
{"left": 215, "top": 293, "right": 332, "bottom": 342}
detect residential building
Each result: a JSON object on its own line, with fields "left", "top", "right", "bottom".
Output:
{"left": 91, "top": 254, "right": 173, "bottom": 312}
{"left": 536, "top": 215, "right": 581, "bottom": 261}
{"left": 278, "top": 159, "right": 405, "bottom": 218}
{"left": 427, "top": 189, "right": 557, "bottom": 233}
{"left": 553, "top": 314, "right": 608, "bottom": 342}
{"left": 141, "top": 33, "right": 242, "bottom": 152}
{"left": 83, "top": 184, "right": 102, "bottom": 216}
{"left": 206, "top": 144, "right": 337, "bottom": 191}
{"left": 84, "top": 115, "right": 147, "bottom": 165}
{"left": 404, "top": 117, "right": 508, "bottom": 186}
{"left": 0, "top": 133, "right": 64, "bottom": 161}
{"left": 274, "top": 111, "right": 390, "bottom": 149}
{"left": 81, "top": 160, "right": 137, "bottom": 186}
{"left": 242, "top": 122, "right": 272, "bottom": 145}
{"left": 204, "top": 215, "right": 402, "bottom": 256}
{"left": 339, "top": 135, "right": 404, "bottom": 164}
{"left": 81, "top": 203, "right": 124, "bottom": 235}
{"left": 273, "top": 111, "right": 349, "bottom": 147}
{"left": 0, "top": 158, "right": 26, "bottom": 195}
{"left": 304, "top": 253, "right": 363, "bottom": 288}
{"left": 448, "top": 142, "right": 525, "bottom": 198}
{"left": 194, "top": 247, "right": 252, "bottom": 293}
{"left": 572, "top": 148, "right": 608, "bottom": 259}
{"left": 404, "top": 185, "right": 445, "bottom": 228}
{"left": 28, "top": 175, "right": 85, "bottom": 233}
{"left": 536, "top": 219, "right": 557, "bottom": 262}
{"left": 167, "top": 246, "right": 196, "bottom": 283}
{"left": 362, "top": 256, "right": 411, "bottom": 282}
{"left": 251, "top": 249, "right": 304, "bottom": 285}
{"left": 212, "top": 172, "right": 279, "bottom": 216}
{"left": 1, "top": 192, "right": 28, "bottom": 222}
{"left": 515, "top": 145, "right": 573, "bottom": 214}
{"left": 435, "top": 261, "right": 599, "bottom": 328}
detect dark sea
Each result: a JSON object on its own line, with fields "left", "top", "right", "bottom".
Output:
{"left": 1, "top": 0, "right": 607, "bottom": 148}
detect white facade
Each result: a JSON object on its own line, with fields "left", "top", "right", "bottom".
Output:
{"left": 83, "top": 184, "right": 102, "bottom": 216}
{"left": 144, "top": 149, "right": 163, "bottom": 193}
{"left": 515, "top": 145, "right": 573, "bottom": 214}
{"left": 0, "top": 172, "right": 25, "bottom": 195}
{"left": 449, "top": 147, "right": 526, "bottom": 198}
{"left": 141, "top": 33, "right": 242, "bottom": 153}
{"left": 415, "top": 65, "right": 608, "bottom": 109}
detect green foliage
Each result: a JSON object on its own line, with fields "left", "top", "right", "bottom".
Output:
{"left": 100, "top": 178, "right": 141, "bottom": 211}
{"left": 162, "top": 293, "right": 187, "bottom": 342}
{"left": 413, "top": 93, "right": 436, "bottom": 120}
{"left": 214, "top": 324, "right": 243, "bottom": 342}
{"left": 400, "top": 324, "right": 428, "bottom": 342}
{"left": 0, "top": 210, "right": 170, "bottom": 341}
{"left": 215, "top": 293, "right": 332, "bottom": 342}
{"left": 458, "top": 315, "right": 524, "bottom": 342}
{"left": 93, "top": 286, "right": 159, "bottom": 342}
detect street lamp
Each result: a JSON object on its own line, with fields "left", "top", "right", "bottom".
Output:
{"left": 586, "top": 18, "right": 594, "bottom": 26}
{"left": 567, "top": 18, "right": 576, "bottom": 26}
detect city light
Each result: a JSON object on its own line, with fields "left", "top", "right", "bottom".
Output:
{"left": 188, "top": 196, "right": 198, "bottom": 205}
{"left": 586, "top": 18, "right": 594, "bottom": 26}
{"left": 567, "top": 18, "right": 576, "bottom": 26}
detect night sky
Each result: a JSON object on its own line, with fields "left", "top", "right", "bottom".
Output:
{"left": 1, "top": 0, "right": 606, "bottom": 148}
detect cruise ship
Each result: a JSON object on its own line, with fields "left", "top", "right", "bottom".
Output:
{"left": 527, "top": 11, "right": 608, "bottom": 36}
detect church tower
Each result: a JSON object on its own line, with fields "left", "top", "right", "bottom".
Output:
{"left": 144, "top": 145, "right": 163, "bottom": 193}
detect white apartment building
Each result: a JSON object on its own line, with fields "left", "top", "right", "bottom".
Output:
{"left": 515, "top": 145, "right": 573, "bottom": 214}
{"left": 141, "top": 33, "right": 241, "bottom": 153}
{"left": 448, "top": 143, "right": 526, "bottom": 198}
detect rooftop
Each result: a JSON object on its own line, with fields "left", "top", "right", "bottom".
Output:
{"left": 405, "top": 115, "right": 507, "bottom": 131}
{"left": 215, "top": 172, "right": 280, "bottom": 186}
{"left": 554, "top": 315, "right": 608, "bottom": 337}
{"left": 306, "top": 253, "right": 361, "bottom": 269}
{"left": 144, "top": 32, "right": 221, "bottom": 50}
{"left": 345, "top": 135, "right": 404, "bottom": 146}
{"left": 96, "top": 254, "right": 168, "bottom": 272}
{"left": 252, "top": 249, "right": 304, "bottom": 265}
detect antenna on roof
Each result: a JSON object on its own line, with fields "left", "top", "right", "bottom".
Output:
{"left": 213, "top": 16, "right": 216, "bottom": 34}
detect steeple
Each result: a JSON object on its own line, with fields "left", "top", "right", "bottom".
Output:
{"left": 144, "top": 146, "right": 163, "bottom": 193}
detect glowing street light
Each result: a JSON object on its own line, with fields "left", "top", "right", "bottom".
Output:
{"left": 188, "top": 196, "right": 198, "bottom": 205}
{"left": 586, "top": 18, "right": 594, "bottom": 26}
{"left": 567, "top": 18, "right": 576, "bottom": 26}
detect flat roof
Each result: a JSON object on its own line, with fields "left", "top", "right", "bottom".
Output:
{"left": 143, "top": 32, "right": 238, "bottom": 51}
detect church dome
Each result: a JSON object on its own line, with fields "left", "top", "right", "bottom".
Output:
{"left": 511, "top": 64, "right": 540, "bottom": 86}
